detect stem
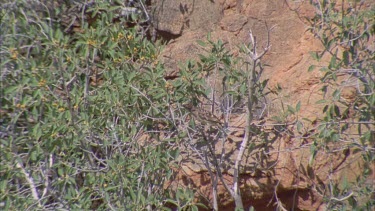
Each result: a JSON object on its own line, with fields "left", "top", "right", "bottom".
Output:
{"left": 16, "top": 159, "right": 41, "bottom": 207}
{"left": 204, "top": 149, "right": 219, "bottom": 211}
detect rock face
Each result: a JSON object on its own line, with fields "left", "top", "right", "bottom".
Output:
{"left": 152, "top": 0, "right": 223, "bottom": 36}
{"left": 152, "top": 0, "right": 373, "bottom": 210}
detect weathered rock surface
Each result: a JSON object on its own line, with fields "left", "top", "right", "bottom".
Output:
{"left": 153, "top": 0, "right": 373, "bottom": 210}
{"left": 152, "top": 0, "right": 223, "bottom": 36}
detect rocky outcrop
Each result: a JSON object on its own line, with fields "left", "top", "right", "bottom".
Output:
{"left": 152, "top": 0, "right": 373, "bottom": 210}
{"left": 152, "top": 0, "right": 223, "bottom": 36}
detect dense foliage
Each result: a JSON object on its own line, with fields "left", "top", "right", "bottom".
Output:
{"left": 0, "top": 0, "right": 204, "bottom": 210}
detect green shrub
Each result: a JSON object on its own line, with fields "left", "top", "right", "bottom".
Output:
{"left": 307, "top": 1, "right": 375, "bottom": 210}
{"left": 0, "top": 0, "right": 204, "bottom": 210}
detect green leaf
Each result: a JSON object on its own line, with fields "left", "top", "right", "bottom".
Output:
{"left": 296, "top": 101, "right": 301, "bottom": 112}
{"left": 58, "top": 168, "right": 64, "bottom": 176}
{"left": 33, "top": 123, "right": 42, "bottom": 140}
{"left": 0, "top": 180, "right": 6, "bottom": 194}
{"left": 361, "top": 131, "right": 373, "bottom": 144}
{"left": 191, "top": 205, "right": 198, "bottom": 211}
{"left": 316, "top": 99, "right": 327, "bottom": 104}
{"left": 329, "top": 55, "right": 337, "bottom": 70}
{"left": 0, "top": 138, "right": 9, "bottom": 147}
{"left": 163, "top": 138, "right": 176, "bottom": 143}
{"left": 342, "top": 176, "right": 349, "bottom": 190}
{"left": 308, "top": 65, "right": 316, "bottom": 72}
{"left": 139, "top": 191, "right": 145, "bottom": 204}
{"left": 309, "top": 51, "right": 320, "bottom": 61}
{"left": 296, "top": 121, "right": 303, "bottom": 132}
{"left": 30, "top": 150, "right": 37, "bottom": 162}
{"left": 271, "top": 115, "right": 282, "bottom": 122}
{"left": 287, "top": 105, "right": 295, "bottom": 114}
{"left": 196, "top": 40, "right": 206, "bottom": 47}
{"left": 4, "top": 86, "right": 18, "bottom": 95}
{"left": 309, "top": 149, "right": 317, "bottom": 166}
{"left": 3, "top": 197, "right": 10, "bottom": 210}
{"left": 333, "top": 89, "right": 341, "bottom": 100}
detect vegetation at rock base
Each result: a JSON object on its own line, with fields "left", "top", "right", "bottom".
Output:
{"left": 0, "top": 0, "right": 374, "bottom": 210}
{"left": 305, "top": 1, "right": 375, "bottom": 209}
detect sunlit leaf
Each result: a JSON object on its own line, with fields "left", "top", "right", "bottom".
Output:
{"left": 296, "top": 101, "right": 301, "bottom": 112}
{"left": 308, "top": 65, "right": 316, "bottom": 72}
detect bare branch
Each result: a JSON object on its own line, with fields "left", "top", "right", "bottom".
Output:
{"left": 15, "top": 159, "right": 41, "bottom": 206}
